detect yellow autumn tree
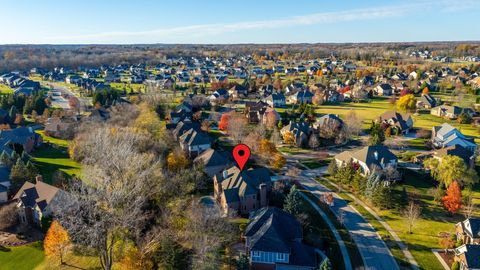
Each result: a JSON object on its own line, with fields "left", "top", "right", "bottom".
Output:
{"left": 44, "top": 220, "right": 71, "bottom": 265}
{"left": 283, "top": 131, "right": 296, "bottom": 146}
{"left": 166, "top": 151, "right": 190, "bottom": 172}
{"left": 134, "top": 103, "right": 164, "bottom": 138}
{"left": 396, "top": 94, "right": 417, "bottom": 112}
{"left": 270, "top": 153, "right": 286, "bottom": 170}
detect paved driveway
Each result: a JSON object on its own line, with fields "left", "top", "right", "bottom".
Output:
{"left": 298, "top": 175, "right": 399, "bottom": 270}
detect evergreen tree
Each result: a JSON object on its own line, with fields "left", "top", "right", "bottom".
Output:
{"left": 10, "top": 158, "right": 28, "bottom": 186}
{"left": 369, "top": 121, "right": 385, "bottom": 146}
{"left": 25, "top": 161, "right": 39, "bottom": 181}
{"left": 327, "top": 160, "right": 338, "bottom": 176}
{"left": 0, "top": 150, "right": 12, "bottom": 167}
{"left": 284, "top": 186, "right": 302, "bottom": 216}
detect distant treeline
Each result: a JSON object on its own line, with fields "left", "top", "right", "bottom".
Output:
{"left": 1, "top": 42, "right": 480, "bottom": 72}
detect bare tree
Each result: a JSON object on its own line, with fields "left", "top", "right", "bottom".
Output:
{"left": 344, "top": 110, "right": 363, "bottom": 138}
{"left": 185, "top": 202, "right": 237, "bottom": 270}
{"left": 54, "top": 128, "right": 164, "bottom": 270}
{"left": 463, "top": 192, "right": 476, "bottom": 219}
{"left": 402, "top": 201, "right": 421, "bottom": 234}
{"left": 308, "top": 134, "right": 320, "bottom": 149}
{"left": 0, "top": 203, "right": 18, "bottom": 231}
{"left": 227, "top": 112, "right": 248, "bottom": 144}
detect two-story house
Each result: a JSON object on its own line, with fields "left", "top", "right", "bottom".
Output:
{"left": 335, "top": 145, "right": 398, "bottom": 175}
{"left": 213, "top": 166, "right": 271, "bottom": 216}
{"left": 456, "top": 218, "right": 480, "bottom": 245}
{"left": 244, "top": 207, "right": 322, "bottom": 270}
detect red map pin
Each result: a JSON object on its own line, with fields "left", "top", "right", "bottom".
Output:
{"left": 232, "top": 144, "right": 250, "bottom": 171}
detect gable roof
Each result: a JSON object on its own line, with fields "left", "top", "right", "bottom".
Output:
{"left": 435, "top": 145, "right": 474, "bottom": 165}
{"left": 379, "top": 111, "right": 413, "bottom": 131}
{"left": 193, "top": 149, "right": 230, "bottom": 168}
{"left": 214, "top": 166, "right": 270, "bottom": 203}
{"left": 179, "top": 129, "right": 211, "bottom": 146}
{"left": 336, "top": 145, "right": 397, "bottom": 168}
{"left": 245, "top": 207, "right": 317, "bottom": 267}
{"left": 14, "top": 181, "right": 61, "bottom": 212}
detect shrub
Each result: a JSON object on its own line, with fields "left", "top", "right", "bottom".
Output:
{"left": 451, "top": 261, "right": 460, "bottom": 270}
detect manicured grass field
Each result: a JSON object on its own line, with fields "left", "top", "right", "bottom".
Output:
{"left": 110, "top": 82, "right": 145, "bottom": 94}
{"left": 315, "top": 98, "right": 395, "bottom": 128}
{"left": 32, "top": 131, "right": 81, "bottom": 183}
{"left": 0, "top": 84, "right": 14, "bottom": 94}
{"left": 0, "top": 241, "right": 101, "bottom": 270}
{"left": 0, "top": 242, "right": 45, "bottom": 270}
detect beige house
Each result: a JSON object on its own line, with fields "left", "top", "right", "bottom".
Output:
{"left": 456, "top": 218, "right": 480, "bottom": 245}
{"left": 14, "top": 176, "right": 66, "bottom": 226}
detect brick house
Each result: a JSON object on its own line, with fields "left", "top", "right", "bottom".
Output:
{"left": 213, "top": 166, "right": 271, "bottom": 216}
{"left": 456, "top": 218, "right": 480, "bottom": 245}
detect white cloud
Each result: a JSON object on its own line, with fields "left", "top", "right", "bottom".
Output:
{"left": 43, "top": 0, "right": 478, "bottom": 44}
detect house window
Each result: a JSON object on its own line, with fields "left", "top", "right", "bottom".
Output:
{"left": 276, "top": 253, "right": 286, "bottom": 261}
{"left": 252, "top": 251, "right": 260, "bottom": 258}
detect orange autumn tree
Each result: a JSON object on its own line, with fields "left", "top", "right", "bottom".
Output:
{"left": 218, "top": 113, "right": 229, "bottom": 131}
{"left": 422, "top": 87, "right": 429, "bottom": 95}
{"left": 44, "top": 220, "right": 71, "bottom": 265}
{"left": 442, "top": 180, "right": 462, "bottom": 214}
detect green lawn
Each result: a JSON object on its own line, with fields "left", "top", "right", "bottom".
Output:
{"left": 0, "top": 241, "right": 101, "bottom": 270}
{"left": 320, "top": 169, "right": 480, "bottom": 270}
{"left": 0, "top": 242, "right": 45, "bottom": 270}
{"left": 315, "top": 98, "right": 395, "bottom": 128}
{"left": 32, "top": 131, "right": 80, "bottom": 183}
{"left": 31, "top": 146, "right": 81, "bottom": 183}
{"left": 109, "top": 82, "right": 145, "bottom": 94}
{"left": 0, "top": 84, "right": 14, "bottom": 94}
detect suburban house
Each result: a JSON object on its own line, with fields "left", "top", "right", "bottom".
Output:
{"left": 288, "top": 90, "right": 313, "bottom": 104}
{"left": 178, "top": 128, "right": 211, "bottom": 157}
{"left": 430, "top": 105, "right": 473, "bottom": 119}
{"left": 264, "top": 92, "right": 286, "bottom": 108}
{"left": 244, "top": 101, "right": 268, "bottom": 124}
{"left": 280, "top": 120, "right": 312, "bottom": 147}
{"left": 417, "top": 93, "right": 438, "bottom": 109}
{"left": 44, "top": 117, "right": 78, "bottom": 139}
{"left": 455, "top": 218, "right": 480, "bottom": 245}
{"left": 313, "top": 114, "right": 344, "bottom": 133}
{"left": 244, "top": 207, "right": 321, "bottom": 270}
{"left": 432, "top": 123, "right": 477, "bottom": 152}
{"left": 171, "top": 120, "right": 201, "bottom": 140}
{"left": 229, "top": 84, "right": 249, "bottom": 98}
{"left": 209, "top": 89, "right": 229, "bottom": 102}
{"left": 375, "top": 83, "right": 393, "bottom": 96}
{"left": 13, "top": 176, "right": 66, "bottom": 226}
{"left": 433, "top": 145, "right": 476, "bottom": 169}
{"left": 194, "top": 149, "right": 231, "bottom": 177}
{"left": 454, "top": 244, "right": 480, "bottom": 270}
{"left": 335, "top": 145, "right": 398, "bottom": 175}
{"left": 0, "top": 165, "right": 9, "bottom": 202}
{"left": 378, "top": 111, "right": 414, "bottom": 134}
{"left": 0, "top": 127, "right": 43, "bottom": 153}
{"left": 213, "top": 166, "right": 271, "bottom": 216}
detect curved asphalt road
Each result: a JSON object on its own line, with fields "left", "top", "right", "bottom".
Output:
{"left": 298, "top": 172, "right": 399, "bottom": 270}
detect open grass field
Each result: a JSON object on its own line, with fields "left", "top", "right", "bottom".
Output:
{"left": 32, "top": 131, "right": 81, "bottom": 183}
{"left": 110, "top": 82, "right": 145, "bottom": 94}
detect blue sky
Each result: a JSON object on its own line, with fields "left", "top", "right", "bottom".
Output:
{"left": 1, "top": 0, "right": 479, "bottom": 44}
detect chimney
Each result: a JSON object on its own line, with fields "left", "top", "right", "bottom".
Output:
{"left": 222, "top": 170, "right": 229, "bottom": 180}
{"left": 259, "top": 184, "right": 267, "bottom": 208}
{"left": 374, "top": 151, "right": 379, "bottom": 161}
{"left": 28, "top": 126, "right": 33, "bottom": 133}
{"left": 35, "top": 175, "right": 43, "bottom": 184}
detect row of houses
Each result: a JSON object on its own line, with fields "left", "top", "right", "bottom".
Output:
{"left": 0, "top": 73, "right": 41, "bottom": 96}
